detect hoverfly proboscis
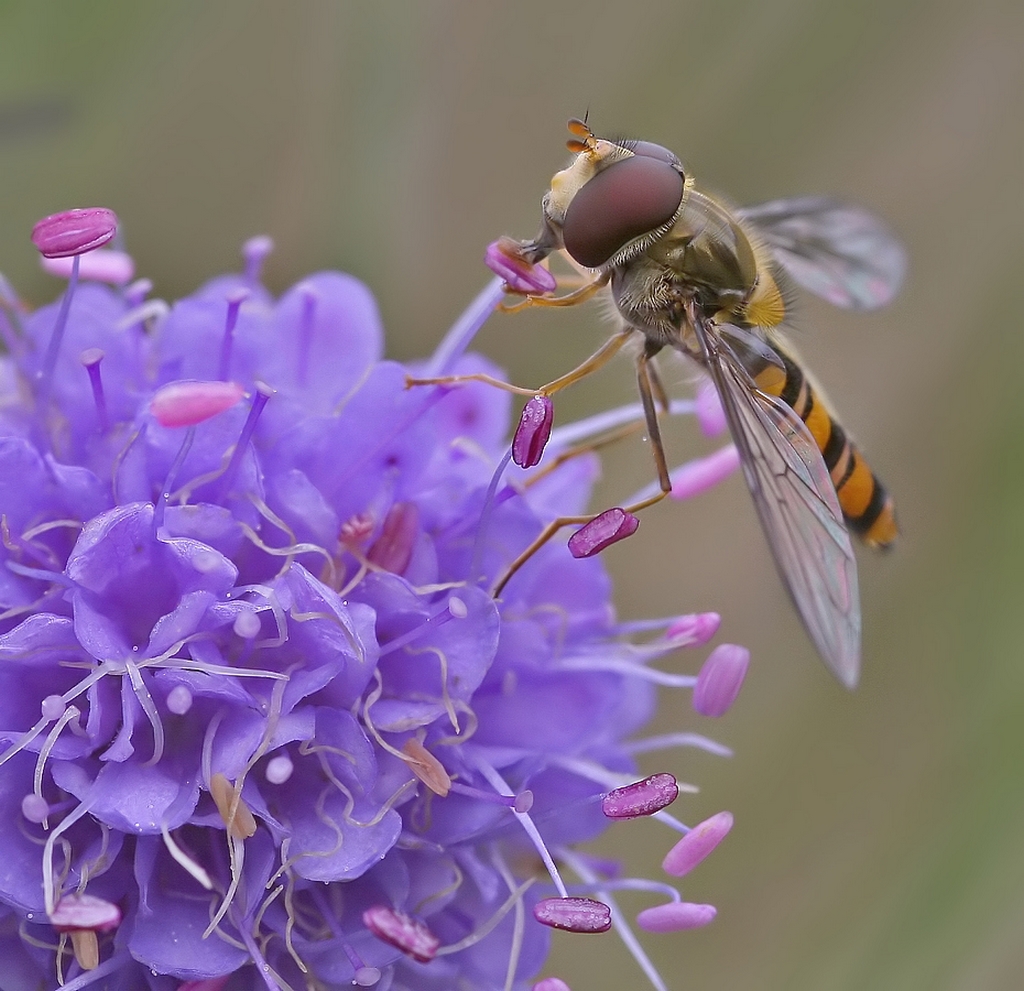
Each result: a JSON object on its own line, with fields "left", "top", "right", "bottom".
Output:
{"left": 412, "top": 118, "right": 905, "bottom": 688}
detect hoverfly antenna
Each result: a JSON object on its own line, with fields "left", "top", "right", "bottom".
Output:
{"left": 566, "top": 116, "right": 597, "bottom": 155}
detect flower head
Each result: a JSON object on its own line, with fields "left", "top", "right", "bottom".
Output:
{"left": 0, "top": 214, "right": 747, "bottom": 989}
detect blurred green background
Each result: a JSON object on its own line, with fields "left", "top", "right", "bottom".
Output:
{"left": 2, "top": 2, "right": 1022, "bottom": 989}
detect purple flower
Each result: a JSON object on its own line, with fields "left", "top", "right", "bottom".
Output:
{"left": 0, "top": 213, "right": 747, "bottom": 990}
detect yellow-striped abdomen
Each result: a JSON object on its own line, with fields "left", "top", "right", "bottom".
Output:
{"left": 751, "top": 348, "right": 898, "bottom": 548}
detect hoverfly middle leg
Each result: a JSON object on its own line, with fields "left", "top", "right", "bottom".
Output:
{"left": 491, "top": 344, "right": 672, "bottom": 598}
{"left": 405, "top": 325, "right": 633, "bottom": 398}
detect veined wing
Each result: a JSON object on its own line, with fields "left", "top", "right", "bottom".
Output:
{"left": 738, "top": 196, "right": 906, "bottom": 311}
{"left": 692, "top": 317, "right": 861, "bottom": 687}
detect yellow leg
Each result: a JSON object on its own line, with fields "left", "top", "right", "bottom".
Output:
{"left": 405, "top": 327, "right": 634, "bottom": 398}
{"left": 499, "top": 271, "right": 610, "bottom": 314}
{"left": 492, "top": 349, "right": 673, "bottom": 597}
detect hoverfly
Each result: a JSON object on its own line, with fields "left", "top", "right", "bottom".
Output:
{"left": 419, "top": 119, "right": 904, "bottom": 687}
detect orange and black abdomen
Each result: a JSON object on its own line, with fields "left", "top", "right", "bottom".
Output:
{"left": 758, "top": 349, "right": 898, "bottom": 548}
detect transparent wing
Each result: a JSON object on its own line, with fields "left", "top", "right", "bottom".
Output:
{"left": 738, "top": 196, "right": 906, "bottom": 311}
{"left": 693, "top": 318, "right": 861, "bottom": 687}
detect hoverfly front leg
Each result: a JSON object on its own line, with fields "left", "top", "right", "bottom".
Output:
{"left": 499, "top": 270, "right": 610, "bottom": 314}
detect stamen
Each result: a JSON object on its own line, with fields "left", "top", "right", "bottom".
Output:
{"left": 546, "top": 398, "right": 694, "bottom": 453}
{"left": 433, "top": 875, "right": 536, "bottom": 959}
{"left": 665, "top": 611, "right": 721, "bottom": 645}
{"left": 218, "top": 288, "right": 250, "bottom": 382}
{"left": 362, "top": 906, "right": 440, "bottom": 963}
{"left": 533, "top": 896, "right": 611, "bottom": 934}
{"left": 233, "top": 609, "right": 262, "bottom": 639}
{"left": 469, "top": 449, "right": 513, "bottom": 583}
{"left": 662, "top": 811, "right": 734, "bottom": 877}
{"left": 34, "top": 704, "right": 80, "bottom": 816}
{"left": 21, "top": 793, "right": 49, "bottom": 823}
{"left": 32, "top": 207, "right": 117, "bottom": 259}
{"left": 695, "top": 378, "right": 727, "bottom": 436}
{"left": 41, "top": 694, "right": 66, "bottom": 720}
{"left": 210, "top": 772, "right": 258, "bottom": 839}
{"left": 447, "top": 781, "right": 534, "bottom": 812}
{"left": 635, "top": 901, "right": 716, "bottom": 932}
{"left": 602, "top": 773, "right": 679, "bottom": 819}
{"left": 150, "top": 380, "right": 245, "bottom": 428}
{"left": 670, "top": 445, "right": 740, "bottom": 501}
{"left": 512, "top": 395, "right": 554, "bottom": 469}
{"left": 533, "top": 980, "right": 572, "bottom": 991}
{"left": 116, "top": 298, "right": 168, "bottom": 331}
{"left": 484, "top": 237, "right": 557, "bottom": 295}
{"left": 79, "top": 348, "right": 109, "bottom": 433}
{"left": 179, "top": 980, "right": 231, "bottom": 991}
{"left": 125, "top": 657, "right": 165, "bottom": 766}
{"left": 220, "top": 381, "right": 272, "bottom": 495}
{"left": 353, "top": 967, "right": 382, "bottom": 987}
{"left": 41, "top": 248, "right": 134, "bottom": 285}
{"left": 567, "top": 508, "right": 639, "bottom": 558}
{"left": 367, "top": 502, "right": 419, "bottom": 575}
{"left": 402, "top": 738, "right": 451, "bottom": 797}
{"left": 37, "top": 254, "right": 79, "bottom": 414}
{"left": 49, "top": 892, "right": 121, "bottom": 971}
{"left": 693, "top": 644, "right": 750, "bottom": 717}
{"left": 559, "top": 849, "right": 667, "bottom": 991}
{"left": 265, "top": 753, "right": 294, "bottom": 784}
{"left": 624, "top": 732, "right": 733, "bottom": 759}
{"left": 161, "top": 823, "right": 214, "bottom": 889}
{"left": 243, "top": 235, "right": 274, "bottom": 284}
{"left": 165, "top": 684, "right": 193, "bottom": 715}
{"left": 124, "top": 277, "right": 153, "bottom": 308}
{"left": 425, "top": 277, "right": 506, "bottom": 376}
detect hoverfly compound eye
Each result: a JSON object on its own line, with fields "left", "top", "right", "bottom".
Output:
{"left": 562, "top": 156, "right": 685, "bottom": 268}
{"left": 621, "top": 140, "right": 682, "bottom": 167}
